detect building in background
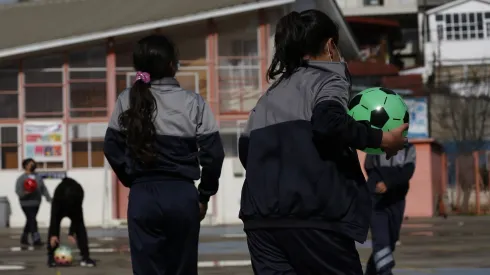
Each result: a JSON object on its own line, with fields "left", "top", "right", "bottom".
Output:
{"left": 0, "top": 0, "right": 360, "bottom": 228}
{"left": 336, "top": 0, "right": 454, "bottom": 70}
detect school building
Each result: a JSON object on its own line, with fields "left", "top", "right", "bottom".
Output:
{"left": 0, "top": 0, "right": 442, "bottom": 228}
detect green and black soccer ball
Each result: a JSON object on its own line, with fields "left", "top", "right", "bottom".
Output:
{"left": 347, "top": 87, "right": 409, "bottom": 155}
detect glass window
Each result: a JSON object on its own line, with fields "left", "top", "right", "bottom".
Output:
{"left": 446, "top": 14, "right": 452, "bottom": 24}
{"left": 25, "top": 87, "right": 63, "bottom": 118}
{"left": 0, "top": 126, "right": 19, "bottom": 169}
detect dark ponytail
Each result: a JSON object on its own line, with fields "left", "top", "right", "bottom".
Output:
{"left": 118, "top": 35, "right": 178, "bottom": 164}
{"left": 267, "top": 9, "right": 340, "bottom": 81}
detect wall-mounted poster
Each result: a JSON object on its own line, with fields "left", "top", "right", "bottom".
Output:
{"left": 23, "top": 122, "right": 65, "bottom": 162}
{"left": 404, "top": 97, "right": 429, "bottom": 138}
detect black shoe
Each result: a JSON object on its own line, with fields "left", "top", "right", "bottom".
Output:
{"left": 20, "top": 234, "right": 29, "bottom": 246}
{"left": 80, "top": 258, "right": 96, "bottom": 267}
{"left": 47, "top": 257, "right": 57, "bottom": 268}
{"left": 33, "top": 240, "right": 44, "bottom": 247}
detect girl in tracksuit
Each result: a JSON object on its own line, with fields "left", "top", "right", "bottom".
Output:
{"left": 104, "top": 34, "right": 224, "bottom": 275}
{"left": 238, "top": 10, "right": 408, "bottom": 275}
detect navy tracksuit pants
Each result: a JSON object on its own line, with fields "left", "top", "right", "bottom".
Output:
{"left": 127, "top": 180, "right": 200, "bottom": 275}
{"left": 246, "top": 229, "right": 363, "bottom": 275}
{"left": 365, "top": 199, "right": 405, "bottom": 275}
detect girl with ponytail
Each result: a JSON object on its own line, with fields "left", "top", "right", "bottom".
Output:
{"left": 104, "top": 35, "right": 224, "bottom": 275}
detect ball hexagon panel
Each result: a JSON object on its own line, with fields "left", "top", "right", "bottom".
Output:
{"left": 370, "top": 107, "right": 390, "bottom": 129}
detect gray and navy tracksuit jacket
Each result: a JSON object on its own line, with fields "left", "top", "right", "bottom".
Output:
{"left": 103, "top": 77, "right": 225, "bottom": 204}
{"left": 16, "top": 173, "right": 51, "bottom": 207}
{"left": 364, "top": 144, "right": 416, "bottom": 206}
{"left": 238, "top": 61, "right": 384, "bottom": 243}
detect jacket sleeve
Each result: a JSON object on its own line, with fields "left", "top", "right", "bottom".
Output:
{"left": 385, "top": 144, "right": 416, "bottom": 191}
{"left": 39, "top": 177, "right": 52, "bottom": 202}
{"left": 15, "top": 176, "right": 26, "bottom": 198}
{"left": 196, "top": 95, "right": 225, "bottom": 204}
{"left": 311, "top": 75, "right": 383, "bottom": 150}
{"left": 238, "top": 110, "right": 254, "bottom": 169}
{"left": 103, "top": 95, "right": 132, "bottom": 187}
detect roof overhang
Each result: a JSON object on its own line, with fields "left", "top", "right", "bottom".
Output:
{"left": 0, "top": 0, "right": 294, "bottom": 59}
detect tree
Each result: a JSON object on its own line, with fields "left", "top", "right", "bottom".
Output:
{"left": 430, "top": 65, "right": 490, "bottom": 213}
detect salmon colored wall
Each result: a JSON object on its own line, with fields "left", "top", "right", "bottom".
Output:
{"left": 358, "top": 139, "right": 442, "bottom": 218}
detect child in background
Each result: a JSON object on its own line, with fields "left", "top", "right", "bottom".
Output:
{"left": 15, "top": 158, "right": 51, "bottom": 247}
{"left": 46, "top": 177, "right": 95, "bottom": 267}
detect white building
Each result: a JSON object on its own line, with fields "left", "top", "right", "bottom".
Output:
{"left": 424, "top": 0, "right": 490, "bottom": 69}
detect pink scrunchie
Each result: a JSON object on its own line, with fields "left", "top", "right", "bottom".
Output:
{"left": 135, "top": 71, "right": 151, "bottom": 84}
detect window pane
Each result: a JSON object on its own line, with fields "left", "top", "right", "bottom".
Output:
{"left": 25, "top": 87, "right": 63, "bottom": 118}
{"left": 69, "top": 45, "right": 106, "bottom": 68}
{"left": 25, "top": 71, "right": 62, "bottom": 84}
{"left": 462, "top": 13, "right": 467, "bottom": 23}
{"left": 1, "top": 127, "right": 17, "bottom": 144}
{"left": 454, "top": 14, "right": 460, "bottom": 23}
{"left": 71, "top": 141, "right": 88, "bottom": 168}
{"left": 486, "top": 12, "right": 490, "bottom": 19}
{"left": 470, "top": 13, "right": 475, "bottom": 22}
{"left": 478, "top": 32, "right": 484, "bottom": 38}
{"left": 446, "top": 14, "right": 452, "bottom": 23}
{"left": 477, "top": 13, "right": 483, "bottom": 22}
{"left": 70, "top": 82, "right": 107, "bottom": 117}
{"left": 91, "top": 141, "right": 104, "bottom": 167}
{"left": 45, "top": 162, "right": 64, "bottom": 169}
{"left": 1, "top": 146, "right": 18, "bottom": 169}
{"left": 0, "top": 68, "right": 17, "bottom": 91}
{"left": 24, "top": 55, "right": 63, "bottom": 70}
{"left": 436, "top": 14, "right": 443, "bottom": 21}
{"left": 462, "top": 32, "right": 468, "bottom": 39}
{"left": 0, "top": 94, "right": 18, "bottom": 118}
{"left": 70, "top": 71, "right": 106, "bottom": 79}
{"left": 455, "top": 34, "right": 461, "bottom": 40}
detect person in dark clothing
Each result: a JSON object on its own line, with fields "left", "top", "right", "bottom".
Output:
{"left": 103, "top": 35, "right": 225, "bottom": 275}
{"left": 15, "top": 158, "right": 51, "bottom": 246}
{"left": 46, "top": 177, "right": 95, "bottom": 267}
{"left": 238, "top": 10, "right": 408, "bottom": 275}
{"left": 364, "top": 143, "right": 416, "bottom": 275}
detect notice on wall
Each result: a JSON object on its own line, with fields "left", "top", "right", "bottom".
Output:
{"left": 23, "top": 122, "right": 64, "bottom": 162}
{"left": 404, "top": 97, "right": 429, "bottom": 138}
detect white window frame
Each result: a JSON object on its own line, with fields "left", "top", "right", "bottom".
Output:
{"left": 68, "top": 122, "right": 107, "bottom": 169}
{"left": 437, "top": 12, "right": 490, "bottom": 42}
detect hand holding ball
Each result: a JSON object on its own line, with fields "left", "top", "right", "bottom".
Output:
{"left": 347, "top": 87, "right": 409, "bottom": 155}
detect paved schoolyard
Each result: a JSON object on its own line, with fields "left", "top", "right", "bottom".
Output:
{"left": 1, "top": 216, "right": 490, "bottom": 274}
